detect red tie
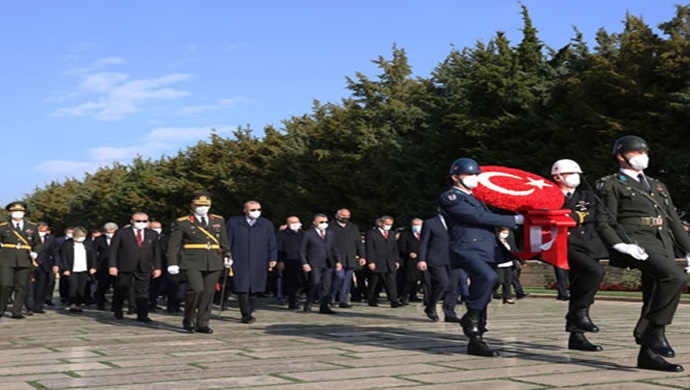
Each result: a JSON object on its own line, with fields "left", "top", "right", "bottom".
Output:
{"left": 319, "top": 230, "right": 326, "bottom": 240}
{"left": 415, "top": 233, "right": 420, "bottom": 241}
{"left": 384, "top": 231, "right": 388, "bottom": 239}
{"left": 136, "top": 229, "right": 143, "bottom": 247}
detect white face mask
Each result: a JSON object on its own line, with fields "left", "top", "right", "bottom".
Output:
{"left": 383, "top": 224, "right": 392, "bottom": 232}
{"left": 66, "top": 233, "right": 73, "bottom": 239}
{"left": 411, "top": 225, "right": 421, "bottom": 234}
{"left": 194, "top": 206, "right": 210, "bottom": 216}
{"left": 317, "top": 222, "right": 329, "bottom": 231}
{"left": 74, "top": 237, "right": 86, "bottom": 243}
{"left": 628, "top": 154, "right": 649, "bottom": 170}
{"left": 38, "top": 231, "right": 47, "bottom": 237}
{"left": 248, "top": 210, "right": 261, "bottom": 219}
{"left": 153, "top": 228, "right": 162, "bottom": 235}
{"left": 105, "top": 233, "right": 114, "bottom": 239}
{"left": 10, "top": 211, "right": 24, "bottom": 220}
{"left": 289, "top": 223, "right": 301, "bottom": 231}
{"left": 563, "top": 174, "right": 580, "bottom": 189}
{"left": 134, "top": 222, "right": 147, "bottom": 230}
{"left": 498, "top": 232, "right": 509, "bottom": 240}
{"left": 462, "top": 175, "right": 479, "bottom": 189}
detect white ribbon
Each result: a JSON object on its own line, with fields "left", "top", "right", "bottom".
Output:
{"left": 529, "top": 225, "right": 558, "bottom": 253}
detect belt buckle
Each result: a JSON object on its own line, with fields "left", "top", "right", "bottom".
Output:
{"left": 654, "top": 217, "right": 663, "bottom": 226}
{"left": 16, "top": 243, "right": 21, "bottom": 250}
{"left": 205, "top": 242, "right": 211, "bottom": 250}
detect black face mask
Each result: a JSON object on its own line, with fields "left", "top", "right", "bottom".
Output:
{"left": 338, "top": 218, "right": 349, "bottom": 223}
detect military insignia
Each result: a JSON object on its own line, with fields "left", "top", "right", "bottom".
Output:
{"left": 447, "top": 193, "right": 457, "bottom": 201}
{"left": 212, "top": 223, "right": 221, "bottom": 228}
{"left": 177, "top": 216, "right": 189, "bottom": 221}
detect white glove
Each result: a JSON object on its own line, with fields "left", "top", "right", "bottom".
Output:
{"left": 613, "top": 243, "right": 649, "bottom": 261}
{"left": 514, "top": 215, "right": 525, "bottom": 225}
{"left": 0, "top": 243, "right": 3, "bottom": 248}
{"left": 223, "top": 257, "right": 233, "bottom": 268}
{"left": 30, "top": 252, "right": 38, "bottom": 260}
{"left": 167, "top": 265, "right": 180, "bottom": 275}
{"left": 685, "top": 254, "right": 690, "bottom": 274}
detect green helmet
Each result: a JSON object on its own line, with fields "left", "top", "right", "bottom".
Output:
{"left": 612, "top": 135, "right": 650, "bottom": 156}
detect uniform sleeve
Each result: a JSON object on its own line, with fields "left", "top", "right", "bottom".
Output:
{"left": 166, "top": 220, "right": 183, "bottom": 267}
{"left": 660, "top": 183, "right": 690, "bottom": 253}
{"left": 440, "top": 193, "right": 516, "bottom": 228}
{"left": 594, "top": 179, "right": 623, "bottom": 247}
{"left": 218, "top": 218, "right": 231, "bottom": 258}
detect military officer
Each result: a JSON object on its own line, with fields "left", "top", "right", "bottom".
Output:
{"left": 440, "top": 158, "right": 524, "bottom": 357}
{"left": 167, "top": 193, "right": 231, "bottom": 333}
{"left": 0, "top": 201, "right": 41, "bottom": 319}
{"left": 551, "top": 159, "right": 607, "bottom": 352}
{"left": 596, "top": 135, "right": 690, "bottom": 372}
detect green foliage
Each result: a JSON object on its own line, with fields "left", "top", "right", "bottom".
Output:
{"left": 20, "top": 5, "right": 690, "bottom": 231}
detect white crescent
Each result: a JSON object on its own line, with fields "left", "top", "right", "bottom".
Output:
{"left": 478, "top": 171, "right": 535, "bottom": 196}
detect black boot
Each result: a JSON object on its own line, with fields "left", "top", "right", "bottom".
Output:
{"left": 640, "top": 325, "right": 675, "bottom": 358}
{"left": 459, "top": 310, "right": 481, "bottom": 337}
{"left": 565, "top": 308, "right": 599, "bottom": 333}
{"left": 568, "top": 332, "right": 602, "bottom": 351}
{"left": 637, "top": 346, "right": 683, "bottom": 372}
{"left": 467, "top": 335, "right": 499, "bottom": 357}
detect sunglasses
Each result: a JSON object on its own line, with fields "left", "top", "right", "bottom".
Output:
{"left": 134, "top": 220, "right": 148, "bottom": 223}
{"left": 249, "top": 208, "right": 262, "bottom": 212}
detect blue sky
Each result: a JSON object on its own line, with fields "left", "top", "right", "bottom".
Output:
{"left": 0, "top": 1, "right": 684, "bottom": 206}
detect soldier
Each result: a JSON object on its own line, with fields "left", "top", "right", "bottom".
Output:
{"left": 595, "top": 135, "right": 689, "bottom": 372}
{"left": 551, "top": 159, "right": 607, "bottom": 352}
{"left": 167, "top": 193, "right": 232, "bottom": 333}
{"left": 0, "top": 201, "right": 41, "bottom": 319}
{"left": 440, "top": 158, "right": 524, "bottom": 357}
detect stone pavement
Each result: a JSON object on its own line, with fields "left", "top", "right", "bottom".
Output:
{"left": 1, "top": 296, "right": 689, "bottom": 389}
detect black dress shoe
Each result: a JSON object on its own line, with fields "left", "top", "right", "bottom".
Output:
{"left": 444, "top": 316, "right": 461, "bottom": 323}
{"left": 45, "top": 300, "right": 54, "bottom": 306}
{"left": 368, "top": 301, "right": 379, "bottom": 307}
{"left": 303, "top": 305, "right": 312, "bottom": 313}
{"left": 25, "top": 311, "right": 33, "bottom": 316}
{"left": 319, "top": 306, "right": 337, "bottom": 315}
{"left": 637, "top": 346, "right": 683, "bottom": 372}
{"left": 390, "top": 301, "right": 403, "bottom": 308}
{"left": 338, "top": 303, "right": 352, "bottom": 309}
{"left": 568, "top": 332, "right": 603, "bottom": 351}
{"left": 183, "top": 323, "right": 195, "bottom": 333}
{"left": 557, "top": 295, "right": 570, "bottom": 301}
{"left": 424, "top": 307, "right": 439, "bottom": 322}
{"left": 566, "top": 310, "right": 599, "bottom": 333}
{"left": 288, "top": 303, "right": 300, "bottom": 310}
{"left": 516, "top": 293, "right": 529, "bottom": 300}
{"left": 114, "top": 311, "right": 124, "bottom": 320}
{"left": 502, "top": 299, "right": 515, "bottom": 305}
{"left": 34, "top": 309, "right": 46, "bottom": 314}
{"left": 137, "top": 317, "right": 154, "bottom": 323}
{"left": 196, "top": 327, "right": 213, "bottom": 334}
{"left": 241, "top": 315, "right": 256, "bottom": 324}
{"left": 467, "top": 336, "right": 499, "bottom": 357}
{"left": 459, "top": 310, "right": 481, "bottom": 337}
{"left": 640, "top": 325, "right": 675, "bottom": 358}
{"left": 10, "top": 314, "right": 26, "bottom": 319}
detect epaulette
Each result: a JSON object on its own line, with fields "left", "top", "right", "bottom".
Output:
{"left": 595, "top": 174, "right": 616, "bottom": 191}
{"left": 0, "top": 222, "right": 7, "bottom": 227}
{"left": 177, "top": 216, "right": 190, "bottom": 222}
{"left": 210, "top": 214, "right": 224, "bottom": 220}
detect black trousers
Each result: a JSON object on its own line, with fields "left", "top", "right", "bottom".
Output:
{"left": 511, "top": 264, "right": 525, "bottom": 296}
{"left": 554, "top": 266, "right": 569, "bottom": 299}
{"left": 32, "top": 267, "right": 51, "bottom": 312}
{"left": 424, "top": 265, "right": 461, "bottom": 318}
{"left": 568, "top": 248, "right": 605, "bottom": 312}
{"left": 0, "top": 265, "right": 31, "bottom": 316}
{"left": 113, "top": 270, "right": 151, "bottom": 319}
{"left": 399, "top": 259, "right": 424, "bottom": 302}
{"left": 368, "top": 271, "right": 398, "bottom": 304}
{"left": 282, "top": 259, "right": 305, "bottom": 305}
{"left": 183, "top": 269, "right": 220, "bottom": 328}
{"left": 67, "top": 272, "right": 90, "bottom": 306}
{"left": 306, "top": 264, "right": 334, "bottom": 307}
{"left": 496, "top": 266, "right": 514, "bottom": 300}
{"left": 352, "top": 269, "right": 369, "bottom": 301}
{"left": 166, "top": 273, "right": 186, "bottom": 312}
{"left": 94, "top": 270, "right": 115, "bottom": 309}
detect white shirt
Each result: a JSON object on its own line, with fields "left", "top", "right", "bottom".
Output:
{"left": 72, "top": 242, "right": 88, "bottom": 272}
{"left": 620, "top": 168, "right": 643, "bottom": 181}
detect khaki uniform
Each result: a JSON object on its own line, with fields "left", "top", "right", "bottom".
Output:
{"left": 0, "top": 220, "right": 41, "bottom": 316}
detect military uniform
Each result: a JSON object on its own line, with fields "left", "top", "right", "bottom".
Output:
{"left": 167, "top": 193, "right": 230, "bottom": 332}
{"left": 596, "top": 172, "right": 689, "bottom": 335}
{"left": 0, "top": 202, "right": 41, "bottom": 318}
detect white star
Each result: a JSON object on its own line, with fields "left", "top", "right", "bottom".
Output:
{"left": 526, "top": 177, "right": 552, "bottom": 189}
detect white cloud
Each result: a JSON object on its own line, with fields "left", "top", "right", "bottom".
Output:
{"left": 176, "top": 97, "right": 246, "bottom": 116}
{"left": 65, "top": 57, "right": 125, "bottom": 75}
{"left": 52, "top": 72, "right": 192, "bottom": 120}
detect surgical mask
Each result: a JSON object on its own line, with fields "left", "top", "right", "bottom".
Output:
{"left": 383, "top": 224, "right": 392, "bottom": 231}
{"left": 498, "top": 232, "right": 509, "bottom": 240}
{"left": 248, "top": 210, "right": 261, "bottom": 219}
{"left": 105, "top": 233, "right": 114, "bottom": 239}
{"left": 338, "top": 217, "right": 349, "bottom": 223}
{"left": 563, "top": 174, "right": 580, "bottom": 189}
{"left": 66, "top": 233, "right": 73, "bottom": 239}
{"left": 462, "top": 175, "right": 479, "bottom": 189}
{"left": 317, "top": 222, "right": 329, "bottom": 231}
{"left": 628, "top": 154, "right": 649, "bottom": 171}
{"left": 38, "top": 231, "right": 47, "bottom": 237}
{"left": 10, "top": 211, "right": 24, "bottom": 220}
{"left": 194, "top": 206, "right": 210, "bottom": 216}
{"left": 289, "top": 223, "right": 301, "bottom": 231}
{"left": 411, "top": 225, "right": 421, "bottom": 234}
{"left": 153, "top": 228, "right": 162, "bottom": 235}
{"left": 74, "top": 237, "right": 86, "bottom": 243}
{"left": 134, "top": 222, "right": 147, "bottom": 230}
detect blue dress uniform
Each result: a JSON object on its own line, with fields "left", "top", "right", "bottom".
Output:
{"left": 0, "top": 201, "right": 41, "bottom": 319}
{"left": 440, "top": 158, "right": 519, "bottom": 357}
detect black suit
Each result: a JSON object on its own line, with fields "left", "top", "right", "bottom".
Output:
{"left": 299, "top": 228, "right": 340, "bottom": 309}
{"left": 60, "top": 239, "right": 96, "bottom": 306}
{"left": 418, "top": 215, "right": 461, "bottom": 318}
{"left": 365, "top": 228, "right": 399, "bottom": 305}
{"left": 93, "top": 235, "right": 115, "bottom": 309}
{"left": 397, "top": 229, "right": 424, "bottom": 303}
{"left": 277, "top": 228, "right": 305, "bottom": 307}
{"left": 30, "top": 233, "right": 56, "bottom": 312}
{"left": 108, "top": 227, "right": 161, "bottom": 319}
